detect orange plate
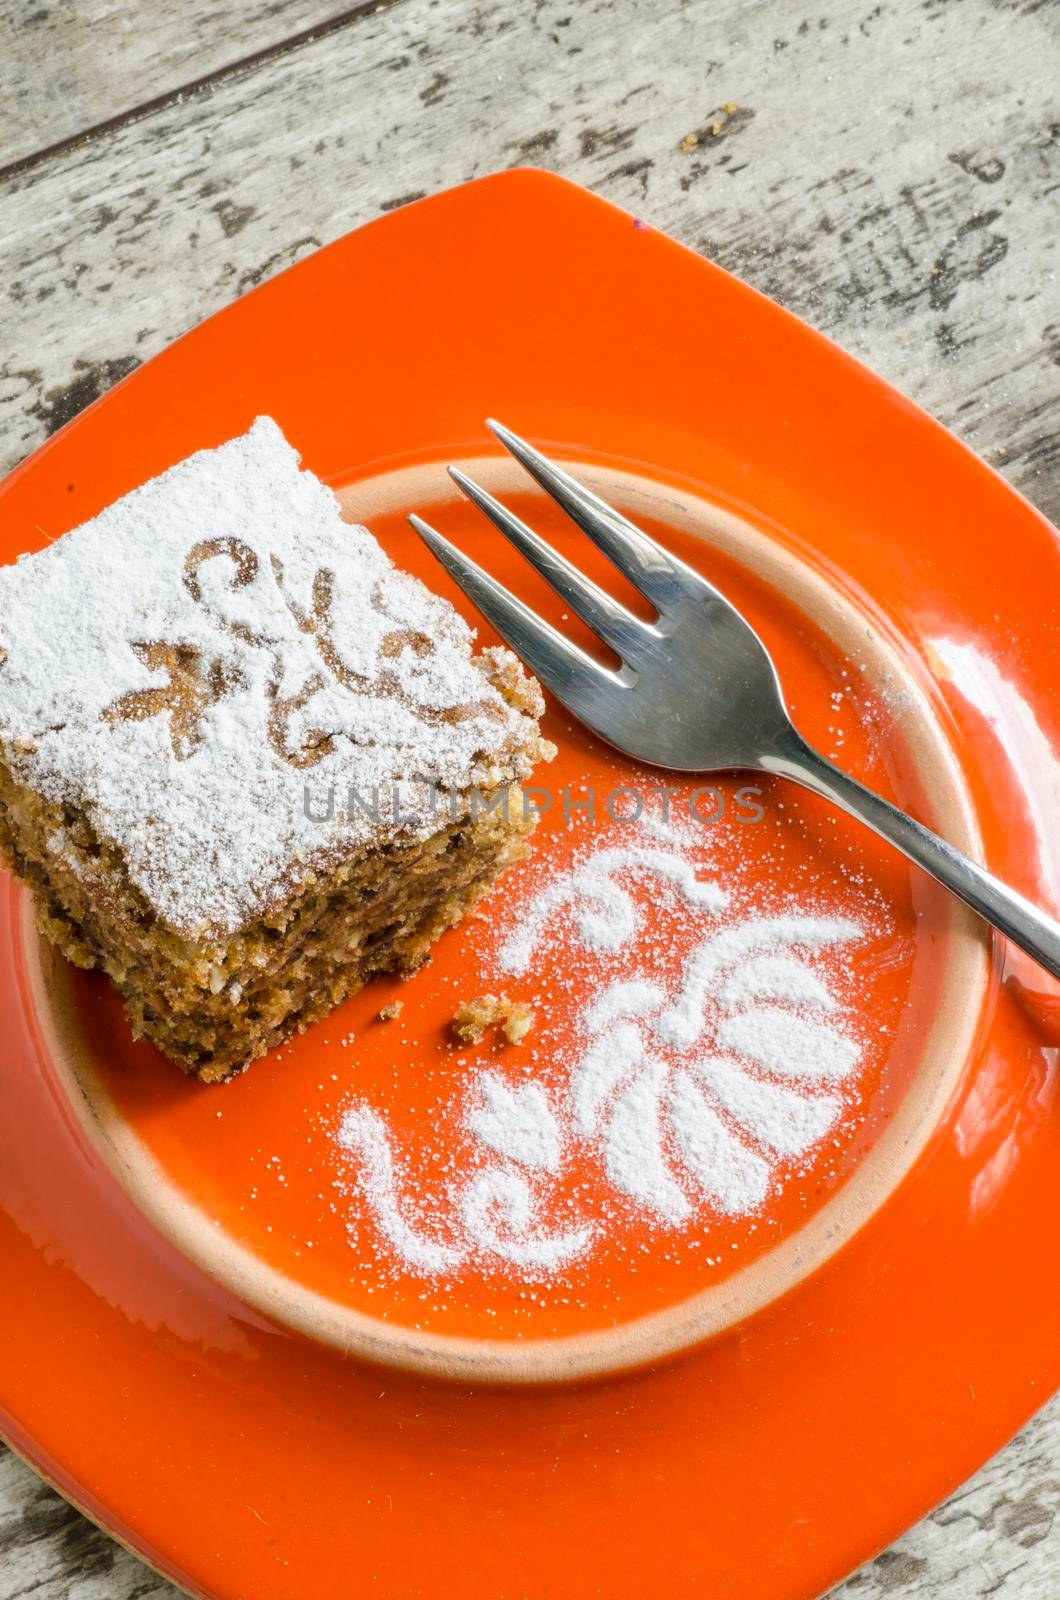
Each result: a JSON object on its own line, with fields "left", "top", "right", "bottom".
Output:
{"left": 0, "top": 170, "right": 1057, "bottom": 1599}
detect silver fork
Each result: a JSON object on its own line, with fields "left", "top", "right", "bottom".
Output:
{"left": 410, "top": 421, "right": 1060, "bottom": 981}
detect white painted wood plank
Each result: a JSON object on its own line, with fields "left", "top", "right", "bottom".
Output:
{"left": 0, "top": 0, "right": 351, "bottom": 167}
{"left": 0, "top": 0, "right": 1056, "bottom": 518}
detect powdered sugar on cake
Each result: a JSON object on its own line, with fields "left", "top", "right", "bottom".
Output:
{"left": 0, "top": 418, "right": 544, "bottom": 936}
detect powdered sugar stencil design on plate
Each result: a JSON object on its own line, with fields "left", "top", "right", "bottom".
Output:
{"left": 332, "top": 815, "right": 873, "bottom": 1279}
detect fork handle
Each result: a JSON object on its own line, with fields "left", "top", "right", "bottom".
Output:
{"left": 765, "top": 731, "right": 1060, "bottom": 982}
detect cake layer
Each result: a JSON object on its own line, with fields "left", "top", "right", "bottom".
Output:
{"left": 1, "top": 749, "right": 534, "bottom": 1079}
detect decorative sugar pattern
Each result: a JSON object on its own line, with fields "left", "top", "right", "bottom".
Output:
{"left": 334, "top": 833, "right": 869, "bottom": 1277}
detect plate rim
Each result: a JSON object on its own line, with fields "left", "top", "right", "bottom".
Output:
{"left": 23, "top": 452, "right": 991, "bottom": 1384}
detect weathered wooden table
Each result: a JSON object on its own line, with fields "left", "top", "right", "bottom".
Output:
{"left": 0, "top": 1, "right": 1057, "bottom": 1594}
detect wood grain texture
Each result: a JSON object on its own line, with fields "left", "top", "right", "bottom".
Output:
{"left": 1, "top": 0, "right": 1058, "bottom": 516}
{"left": 0, "top": 0, "right": 1057, "bottom": 1595}
{"left": 0, "top": 0, "right": 357, "bottom": 168}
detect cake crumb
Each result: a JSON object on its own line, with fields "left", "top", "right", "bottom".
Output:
{"left": 499, "top": 1000, "right": 535, "bottom": 1045}
{"left": 451, "top": 994, "right": 536, "bottom": 1046}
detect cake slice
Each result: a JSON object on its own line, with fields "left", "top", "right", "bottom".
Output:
{"left": 0, "top": 418, "right": 553, "bottom": 1080}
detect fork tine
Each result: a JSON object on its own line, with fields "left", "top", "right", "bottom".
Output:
{"left": 486, "top": 419, "right": 685, "bottom": 608}
{"left": 408, "top": 515, "right": 626, "bottom": 720}
{"left": 447, "top": 467, "right": 652, "bottom": 660}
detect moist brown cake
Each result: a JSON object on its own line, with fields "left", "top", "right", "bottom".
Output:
{"left": 0, "top": 419, "right": 553, "bottom": 1080}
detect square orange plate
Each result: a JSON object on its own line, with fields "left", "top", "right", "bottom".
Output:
{"left": 0, "top": 170, "right": 1057, "bottom": 1600}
